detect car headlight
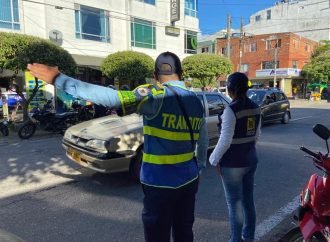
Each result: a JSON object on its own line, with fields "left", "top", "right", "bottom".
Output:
{"left": 86, "top": 139, "right": 108, "bottom": 153}
{"left": 64, "top": 130, "right": 73, "bottom": 141}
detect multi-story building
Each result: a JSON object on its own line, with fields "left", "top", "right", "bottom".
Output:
{"left": 0, "top": 0, "right": 199, "bottom": 84}
{"left": 244, "top": 0, "right": 330, "bottom": 42}
{"left": 216, "top": 32, "right": 319, "bottom": 97}
{"left": 197, "top": 29, "right": 239, "bottom": 54}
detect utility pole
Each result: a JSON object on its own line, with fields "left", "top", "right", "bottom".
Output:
{"left": 274, "top": 39, "right": 278, "bottom": 88}
{"left": 227, "top": 14, "right": 231, "bottom": 59}
{"left": 238, "top": 16, "right": 243, "bottom": 71}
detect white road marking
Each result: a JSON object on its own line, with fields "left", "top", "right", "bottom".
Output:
{"left": 291, "top": 116, "right": 313, "bottom": 121}
{"left": 255, "top": 195, "right": 300, "bottom": 241}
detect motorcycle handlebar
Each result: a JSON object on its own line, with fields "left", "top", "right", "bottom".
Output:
{"left": 300, "top": 146, "right": 319, "bottom": 159}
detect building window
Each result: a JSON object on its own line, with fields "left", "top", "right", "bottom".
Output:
{"left": 267, "top": 10, "right": 271, "bottom": 20}
{"left": 185, "top": 30, "right": 197, "bottom": 54}
{"left": 75, "top": 5, "right": 110, "bottom": 42}
{"left": 244, "top": 42, "right": 257, "bottom": 52}
{"left": 201, "top": 47, "right": 209, "bottom": 53}
{"left": 185, "top": 0, "right": 198, "bottom": 17}
{"left": 262, "top": 61, "right": 279, "bottom": 69}
{"left": 137, "top": 0, "right": 155, "bottom": 5}
{"left": 240, "top": 64, "right": 249, "bottom": 72}
{"left": 292, "top": 38, "right": 299, "bottom": 49}
{"left": 250, "top": 42, "right": 257, "bottom": 52}
{"left": 292, "top": 60, "right": 298, "bottom": 68}
{"left": 0, "top": 0, "right": 20, "bottom": 30}
{"left": 131, "top": 18, "right": 156, "bottom": 49}
{"left": 266, "top": 39, "right": 281, "bottom": 49}
{"left": 255, "top": 15, "right": 261, "bottom": 22}
{"left": 305, "top": 43, "right": 311, "bottom": 52}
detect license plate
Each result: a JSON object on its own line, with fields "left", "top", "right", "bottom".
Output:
{"left": 67, "top": 148, "right": 82, "bottom": 163}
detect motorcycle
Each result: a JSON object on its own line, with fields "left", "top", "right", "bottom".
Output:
{"left": 280, "top": 124, "right": 330, "bottom": 242}
{"left": 71, "top": 100, "right": 95, "bottom": 121}
{"left": 18, "top": 99, "right": 78, "bottom": 139}
{"left": 0, "top": 119, "right": 9, "bottom": 136}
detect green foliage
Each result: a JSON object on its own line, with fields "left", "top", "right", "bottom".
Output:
{"left": 0, "top": 32, "right": 76, "bottom": 121}
{"left": 303, "top": 52, "right": 330, "bottom": 83}
{"left": 182, "top": 54, "right": 233, "bottom": 89}
{"left": 0, "top": 32, "right": 76, "bottom": 75}
{"left": 312, "top": 40, "right": 330, "bottom": 58}
{"left": 100, "top": 51, "right": 154, "bottom": 85}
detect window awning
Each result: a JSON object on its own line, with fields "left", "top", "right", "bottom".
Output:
{"left": 71, "top": 54, "right": 105, "bottom": 68}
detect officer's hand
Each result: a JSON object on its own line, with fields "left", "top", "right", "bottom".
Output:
{"left": 27, "top": 63, "right": 60, "bottom": 85}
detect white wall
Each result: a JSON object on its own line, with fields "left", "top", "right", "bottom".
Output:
{"left": 13, "top": 0, "right": 199, "bottom": 64}
{"left": 244, "top": 0, "right": 330, "bottom": 42}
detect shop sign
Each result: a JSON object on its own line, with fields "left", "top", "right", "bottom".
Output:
{"left": 165, "top": 26, "right": 180, "bottom": 36}
{"left": 256, "top": 68, "right": 301, "bottom": 77}
{"left": 25, "top": 71, "right": 46, "bottom": 111}
{"left": 170, "top": 0, "right": 180, "bottom": 22}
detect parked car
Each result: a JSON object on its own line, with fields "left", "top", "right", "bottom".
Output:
{"left": 62, "top": 92, "right": 231, "bottom": 180}
{"left": 247, "top": 88, "right": 291, "bottom": 125}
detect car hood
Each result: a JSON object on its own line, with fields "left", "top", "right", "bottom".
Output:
{"left": 66, "top": 113, "right": 143, "bottom": 141}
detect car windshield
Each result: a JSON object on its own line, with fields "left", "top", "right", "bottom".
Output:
{"left": 247, "top": 90, "right": 266, "bottom": 105}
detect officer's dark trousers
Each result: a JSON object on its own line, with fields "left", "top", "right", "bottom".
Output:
{"left": 142, "top": 178, "right": 199, "bottom": 242}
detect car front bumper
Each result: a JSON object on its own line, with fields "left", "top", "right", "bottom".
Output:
{"left": 62, "top": 139, "right": 135, "bottom": 173}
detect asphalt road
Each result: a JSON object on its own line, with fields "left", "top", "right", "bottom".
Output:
{"left": 0, "top": 100, "right": 329, "bottom": 242}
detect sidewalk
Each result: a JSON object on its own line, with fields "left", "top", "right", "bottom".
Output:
{"left": 289, "top": 98, "right": 329, "bottom": 109}
{"left": 0, "top": 128, "right": 61, "bottom": 145}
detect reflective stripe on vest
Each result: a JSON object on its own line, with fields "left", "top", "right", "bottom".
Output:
{"left": 143, "top": 151, "right": 195, "bottom": 165}
{"left": 143, "top": 125, "right": 200, "bottom": 141}
{"left": 235, "top": 108, "right": 261, "bottom": 119}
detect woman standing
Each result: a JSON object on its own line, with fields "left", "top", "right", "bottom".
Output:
{"left": 209, "top": 72, "right": 261, "bottom": 242}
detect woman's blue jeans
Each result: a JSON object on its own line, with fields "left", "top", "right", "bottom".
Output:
{"left": 221, "top": 165, "right": 257, "bottom": 242}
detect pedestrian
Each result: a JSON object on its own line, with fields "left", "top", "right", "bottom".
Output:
{"left": 27, "top": 51, "right": 209, "bottom": 242}
{"left": 209, "top": 72, "right": 261, "bottom": 242}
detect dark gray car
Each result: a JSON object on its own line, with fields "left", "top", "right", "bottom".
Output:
{"left": 247, "top": 88, "right": 291, "bottom": 125}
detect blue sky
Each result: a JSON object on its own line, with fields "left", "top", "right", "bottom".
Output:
{"left": 198, "top": 0, "right": 277, "bottom": 35}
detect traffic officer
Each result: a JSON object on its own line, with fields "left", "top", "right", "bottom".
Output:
{"left": 209, "top": 72, "right": 261, "bottom": 242}
{"left": 27, "top": 51, "right": 208, "bottom": 242}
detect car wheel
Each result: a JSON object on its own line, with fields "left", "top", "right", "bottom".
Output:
{"left": 129, "top": 147, "right": 143, "bottom": 182}
{"left": 281, "top": 111, "right": 290, "bottom": 124}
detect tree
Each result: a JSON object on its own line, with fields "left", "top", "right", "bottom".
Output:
{"left": 182, "top": 53, "right": 233, "bottom": 89}
{"left": 0, "top": 32, "right": 76, "bottom": 121}
{"left": 303, "top": 52, "right": 330, "bottom": 84}
{"left": 100, "top": 51, "right": 154, "bottom": 89}
{"left": 312, "top": 40, "right": 330, "bottom": 58}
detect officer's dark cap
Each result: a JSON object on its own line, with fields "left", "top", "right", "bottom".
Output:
{"left": 155, "top": 51, "right": 182, "bottom": 76}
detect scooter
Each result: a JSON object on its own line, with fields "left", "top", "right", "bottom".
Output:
{"left": 280, "top": 124, "right": 330, "bottom": 242}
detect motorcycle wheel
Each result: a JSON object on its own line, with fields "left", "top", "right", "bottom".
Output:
{"left": 18, "top": 122, "right": 36, "bottom": 139}
{"left": 0, "top": 125, "right": 9, "bottom": 136}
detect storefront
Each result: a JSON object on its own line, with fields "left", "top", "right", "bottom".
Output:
{"left": 253, "top": 68, "right": 303, "bottom": 98}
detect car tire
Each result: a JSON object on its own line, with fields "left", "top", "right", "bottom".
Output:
{"left": 129, "top": 147, "right": 143, "bottom": 182}
{"left": 281, "top": 111, "right": 290, "bottom": 124}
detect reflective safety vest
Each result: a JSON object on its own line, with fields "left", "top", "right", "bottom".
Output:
{"left": 220, "top": 97, "right": 261, "bottom": 168}
{"left": 140, "top": 84, "right": 204, "bottom": 188}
